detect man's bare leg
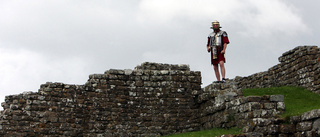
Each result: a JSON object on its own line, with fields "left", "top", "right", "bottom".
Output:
{"left": 213, "top": 64, "right": 220, "bottom": 81}
{"left": 219, "top": 61, "right": 225, "bottom": 79}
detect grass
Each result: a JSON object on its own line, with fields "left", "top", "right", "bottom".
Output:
{"left": 243, "top": 86, "right": 320, "bottom": 118}
{"left": 164, "top": 86, "right": 320, "bottom": 137}
{"left": 164, "top": 127, "right": 242, "bottom": 137}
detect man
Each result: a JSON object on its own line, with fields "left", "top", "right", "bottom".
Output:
{"left": 207, "top": 20, "right": 230, "bottom": 83}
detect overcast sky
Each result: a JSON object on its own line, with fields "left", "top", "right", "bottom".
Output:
{"left": 0, "top": 0, "right": 319, "bottom": 110}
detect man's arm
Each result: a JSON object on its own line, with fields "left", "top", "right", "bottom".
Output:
{"left": 221, "top": 43, "right": 227, "bottom": 54}
{"left": 207, "top": 37, "right": 211, "bottom": 52}
{"left": 221, "top": 32, "right": 229, "bottom": 54}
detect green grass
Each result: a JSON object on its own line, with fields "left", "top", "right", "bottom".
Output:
{"left": 243, "top": 86, "right": 320, "bottom": 118}
{"left": 164, "top": 127, "right": 241, "bottom": 137}
{"left": 164, "top": 86, "right": 320, "bottom": 137}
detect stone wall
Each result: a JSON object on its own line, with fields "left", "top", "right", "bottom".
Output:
{"left": 0, "top": 62, "right": 202, "bottom": 136}
{"left": 235, "top": 46, "right": 320, "bottom": 94}
{"left": 199, "top": 84, "right": 320, "bottom": 136}
{"left": 239, "top": 108, "right": 320, "bottom": 136}
{"left": 199, "top": 81, "right": 320, "bottom": 136}
{"left": 0, "top": 46, "right": 319, "bottom": 136}
{"left": 197, "top": 82, "right": 285, "bottom": 130}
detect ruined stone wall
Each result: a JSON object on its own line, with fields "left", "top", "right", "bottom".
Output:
{"left": 199, "top": 83, "right": 320, "bottom": 136}
{"left": 0, "top": 46, "right": 319, "bottom": 137}
{"left": 240, "top": 108, "right": 320, "bottom": 136}
{"left": 199, "top": 82, "right": 320, "bottom": 137}
{"left": 0, "top": 62, "right": 202, "bottom": 136}
{"left": 196, "top": 45, "right": 320, "bottom": 136}
{"left": 197, "top": 82, "right": 285, "bottom": 130}
{"left": 235, "top": 46, "right": 320, "bottom": 94}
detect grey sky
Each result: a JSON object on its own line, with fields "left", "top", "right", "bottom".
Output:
{"left": 0, "top": 0, "right": 319, "bottom": 110}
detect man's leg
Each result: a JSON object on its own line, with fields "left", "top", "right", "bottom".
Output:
{"left": 219, "top": 61, "right": 225, "bottom": 79}
{"left": 213, "top": 64, "right": 220, "bottom": 81}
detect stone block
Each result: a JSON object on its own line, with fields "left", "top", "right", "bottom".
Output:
{"left": 280, "top": 124, "right": 295, "bottom": 134}
{"left": 264, "top": 103, "right": 276, "bottom": 109}
{"left": 290, "top": 116, "right": 301, "bottom": 124}
{"left": 270, "top": 95, "right": 284, "bottom": 102}
{"left": 267, "top": 124, "right": 279, "bottom": 135}
{"left": 296, "top": 121, "right": 312, "bottom": 132}
{"left": 9, "top": 104, "right": 19, "bottom": 110}
{"left": 277, "top": 102, "right": 285, "bottom": 110}
{"left": 247, "top": 96, "right": 262, "bottom": 102}
{"left": 244, "top": 132, "right": 264, "bottom": 137}
{"left": 312, "top": 118, "right": 320, "bottom": 131}
{"left": 239, "top": 103, "right": 250, "bottom": 113}
{"left": 242, "top": 125, "right": 254, "bottom": 133}
{"left": 301, "top": 109, "right": 320, "bottom": 121}
{"left": 252, "top": 118, "right": 272, "bottom": 126}
{"left": 249, "top": 102, "right": 262, "bottom": 110}
{"left": 230, "top": 98, "right": 242, "bottom": 106}
{"left": 255, "top": 126, "right": 268, "bottom": 135}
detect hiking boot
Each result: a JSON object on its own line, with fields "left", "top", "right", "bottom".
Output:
{"left": 213, "top": 81, "right": 223, "bottom": 83}
{"left": 222, "top": 78, "right": 228, "bottom": 83}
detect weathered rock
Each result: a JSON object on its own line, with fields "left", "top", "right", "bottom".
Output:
{"left": 244, "top": 132, "right": 264, "bottom": 137}
{"left": 290, "top": 116, "right": 301, "bottom": 124}
{"left": 267, "top": 124, "right": 279, "bottom": 135}
{"left": 313, "top": 118, "right": 320, "bottom": 131}
{"left": 270, "top": 95, "right": 284, "bottom": 102}
{"left": 280, "top": 124, "right": 295, "bottom": 134}
{"left": 0, "top": 46, "right": 319, "bottom": 137}
{"left": 0, "top": 62, "right": 201, "bottom": 136}
{"left": 301, "top": 109, "right": 320, "bottom": 121}
{"left": 296, "top": 121, "right": 312, "bottom": 132}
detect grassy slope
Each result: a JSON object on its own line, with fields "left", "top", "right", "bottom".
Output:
{"left": 165, "top": 86, "right": 320, "bottom": 137}
{"left": 243, "top": 86, "right": 320, "bottom": 118}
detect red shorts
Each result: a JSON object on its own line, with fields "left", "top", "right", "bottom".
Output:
{"left": 211, "top": 47, "right": 225, "bottom": 65}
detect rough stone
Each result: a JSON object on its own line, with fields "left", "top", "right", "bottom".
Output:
{"left": 280, "top": 124, "right": 295, "bottom": 134}
{"left": 270, "top": 95, "right": 284, "bottom": 102}
{"left": 277, "top": 102, "right": 285, "bottom": 110}
{"left": 312, "top": 118, "right": 320, "bottom": 131}
{"left": 301, "top": 109, "right": 320, "bottom": 121}
{"left": 252, "top": 118, "right": 272, "bottom": 126}
{"left": 267, "top": 124, "right": 279, "bottom": 135}
{"left": 0, "top": 46, "right": 319, "bottom": 137}
{"left": 296, "top": 121, "right": 312, "bottom": 132}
